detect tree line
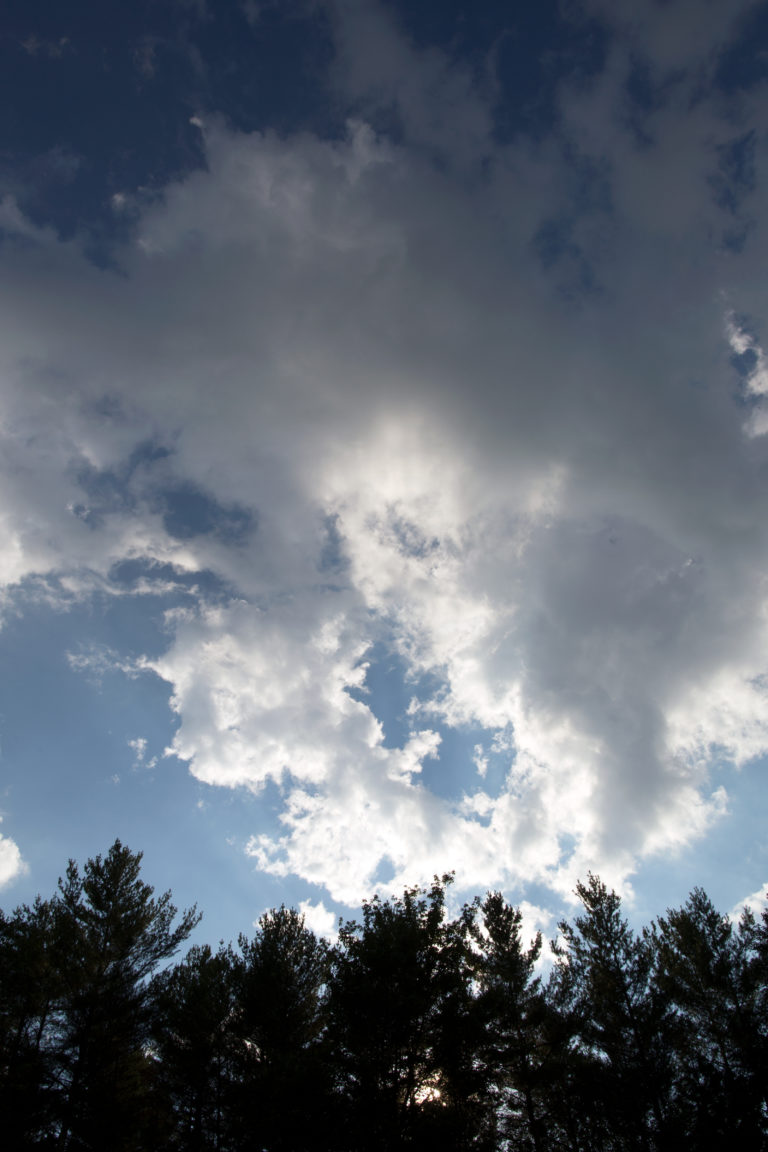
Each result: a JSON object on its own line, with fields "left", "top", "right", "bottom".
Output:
{"left": 1, "top": 840, "right": 767, "bottom": 1150}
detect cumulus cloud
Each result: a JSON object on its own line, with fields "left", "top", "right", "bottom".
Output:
{"left": 298, "top": 897, "right": 338, "bottom": 941}
{"left": 0, "top": 826, "right": 26, "bottom": 888}
{"left": 3, "top": 0, "right": 768, "bottom": 908}
{"left": 731, "top": 881, "right": 768, "bottom": 923}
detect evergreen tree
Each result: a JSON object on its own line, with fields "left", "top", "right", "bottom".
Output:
{"left": 5, "top": 842, "right": 768, "bottom": 1151}
{"left": 52, "top": 840, "right": 200, "bottom": 1150}
{"left": 327, "top": 875, "right": 490, "bottom": 1151}
{"left": 472, "top": 892, "right": 552, "bottom": 1151}
{"left": 654, "top": 888, "right": 768, "bottom": 1147}
{"left": 548, "top": 874, "right": 674, "bottom": 1151}
{"left": 228, "top": 906, "right": 331, "bottom": 1152}
{"left": 152, "top": 943, "right": 236, "bottom": 1152}
{"left": 0, "top": 897, "right": 63, "bottom": 1147}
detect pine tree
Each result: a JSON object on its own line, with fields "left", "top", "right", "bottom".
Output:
{"left": 654, "top": 889, "right": 768, "bottom": 1147}
{"left": 152, "top": 942, "right": 236, "bottom": 1151}
{"left": 0, "top": 897, "right": 63, "bottom": 1146}
{"left": 228, "top": 906, "right": 332, "bottom": 1152}
{"left": 548, "top": 874, "right": 674, "bottom": 1151}
{"left": 327, "top": 875, "right": 489, "bottom": 1151}
{"left": 52, "top": 840, "right": 200, "bottom": 1151}
{"left": 472, "top": 892, "right": 552, "bottom": 1151}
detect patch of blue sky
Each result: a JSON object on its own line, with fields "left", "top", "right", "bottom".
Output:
{"left": 201, "top": 0, "right": 337, "bottom": 139}
{"left": 74, "top": 440, "right": 257, "bottom": 550}
{"left": 317, "top": 513, "right": 349, "bottom": 588}
{"left": 160, "top": 482, "right": 255, "bottom": 544}
{"left": 347, "top": 642, "right": 512, "bottom": 805}
{"left": 419, "top": 724, "right": 505, "bottom": 807}
{"left": 0, "top": 597, "right": 175, "bottom": 882}
{"left": 0, "top": 15, "right": 202, "bottom": 243}
{"left": 493, "top": 6, "right": 608, "bottom": 143}
{"left": 463, "top": 732, "right": 512, "bottom": 798}
{"left": 0, "top": 587, "right": 291, "bottom": 949}
{"left": 107, "top": 557, "right": 227, "bottom": 601}
{"left": 386, "top": 0, "right": 607, "bottom": 144}
{"left": 347, "top": 641, "right": 417, "bottom": 750}
{"left": 73, "top": 439, "right": 166, "bottom": 520}
{"left": 0, "top": 0, "right": 336, "bottom": 254}
{"left": 368, "top": 855, "right": 399, "bottom": 893}
{"left": 632, "top": 755, "right": 768, "bottom": 931}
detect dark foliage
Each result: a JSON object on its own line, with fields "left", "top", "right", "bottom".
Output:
{"left": 327, "top": 875, "right": 491, "bottom": 1150}
{"left": 1, "top": 841, "right": 200, "bottom": 1150}
{"left": 2, "top": 843, "right": 767, "bottom": 1150}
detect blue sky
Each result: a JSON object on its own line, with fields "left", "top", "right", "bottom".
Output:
{"left": 2, "top": 0, "right": 768, "bottom": 950}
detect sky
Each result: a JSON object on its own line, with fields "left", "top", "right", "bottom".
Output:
{"left": 2, "top": 0, "right": 768, "bottom": 952}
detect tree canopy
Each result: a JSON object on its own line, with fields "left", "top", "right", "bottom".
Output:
{"left": 2, "top": 842, "right": 767, "bottom": 1150}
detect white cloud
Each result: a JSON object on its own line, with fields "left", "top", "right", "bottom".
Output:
{"left": 731, "top": 881, "right": 768, "bottom": 923}
{"left": 726, "top": 313, "right": 768, "bottom": 397}
{"left": 0, "top": 827, "right": 26, "bottom": 888}
{"left": 298, "top": 897, "right": 338, "bottom": 941}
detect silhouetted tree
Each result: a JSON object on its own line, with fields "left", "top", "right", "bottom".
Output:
{"left": 228, "top": 906, "right": 332, "bottom": 1152}
{"left": 152, "top": 942, "right": 237, "bottom": 1151}
{"left": 547, "top": 874, "right": 675, "bottom": 1151}
{"left": 5, "top": 843, "right": 768, "bottom": 1152}
{"left": 654, "top": 888, "right": 768, "bottom": 1147}
{"left": 0, "top": 896, "right": 63, "bottom": 1147}
{"left": 52, "top": 840, "right": 200, "bottom": 1150}
{"left": 327, "top": 875, "right": 490, "bottom": 1150}
{"left": 471, "top": 892, "right": 555, "bottom": 1151}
